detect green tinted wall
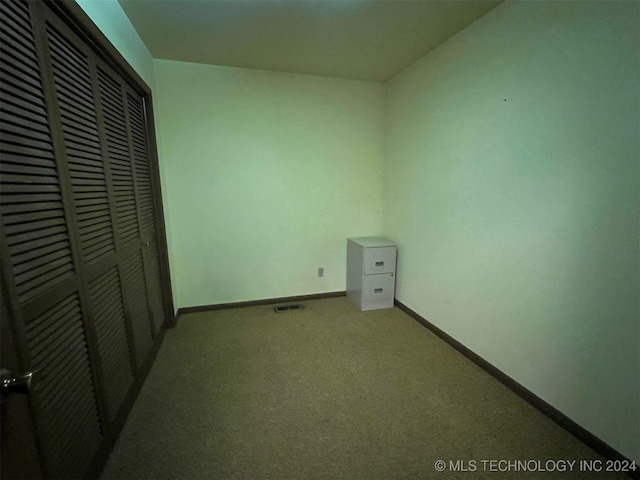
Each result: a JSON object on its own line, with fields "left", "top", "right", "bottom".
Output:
{"left": 154, "top": 60, "right": 384, "bottom": 308}
{"left": 383, "top": 0, "right": 639, "bottom": 461}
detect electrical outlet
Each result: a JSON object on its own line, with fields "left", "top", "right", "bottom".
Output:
{"left": 317, "top": 267, "right": 324, "bottom": 277}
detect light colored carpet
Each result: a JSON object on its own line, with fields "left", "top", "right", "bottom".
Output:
{"left": 100, "top": 297, "right": 627, "bottom": 479}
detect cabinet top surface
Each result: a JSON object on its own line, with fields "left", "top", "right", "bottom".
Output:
{"left": 348, "top": 237, "right": 395, "bottom": 248}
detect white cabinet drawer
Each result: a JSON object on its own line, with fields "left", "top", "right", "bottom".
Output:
{"left": 363, "top": 247, "right": 396, "bottom": 275}
{"left": 362, "top": 273, "right": 395, "bottom": 301}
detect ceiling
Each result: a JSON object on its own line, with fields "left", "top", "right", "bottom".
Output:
{"left": 118, "top": 0, "right": 503, "bottom": 82}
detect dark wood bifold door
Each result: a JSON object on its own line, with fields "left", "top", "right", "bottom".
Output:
{"left": 0, "top": 1, "right": 173, "bottom": 478}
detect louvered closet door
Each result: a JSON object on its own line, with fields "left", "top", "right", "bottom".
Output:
{"left": 0, "top": 1, "right": 169, "bottom": 478}
{"left": 127, "top": 90, "right": 165, "bottom": 336}
{"left": 41, "top": 5, "right": 165, "bottom": 373}
{"left": 94, "top": 63, "right": 152, "bottom": 367}
{"left": 0, "top": 1, "right": 104, "bottom": 478}
{"left": 43, "top": 6, "right": 139, "bottom": 421}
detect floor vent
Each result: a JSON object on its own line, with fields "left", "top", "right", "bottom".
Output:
{"left": 274, "top": 304, "right": 303, "bottom": 313}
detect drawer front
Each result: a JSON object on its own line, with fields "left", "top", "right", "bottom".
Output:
{"left": 361, "top": 296, "right": 394, "bottom": 311}
{"left": 363, "top": 247, "right": 396, "bottom": 275}
{"left": 362, "top": 273, "right": 395, "bottom": 301}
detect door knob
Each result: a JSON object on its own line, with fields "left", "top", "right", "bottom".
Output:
{"left": 1, "top": 369, "right": 33, "bottom": 398}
